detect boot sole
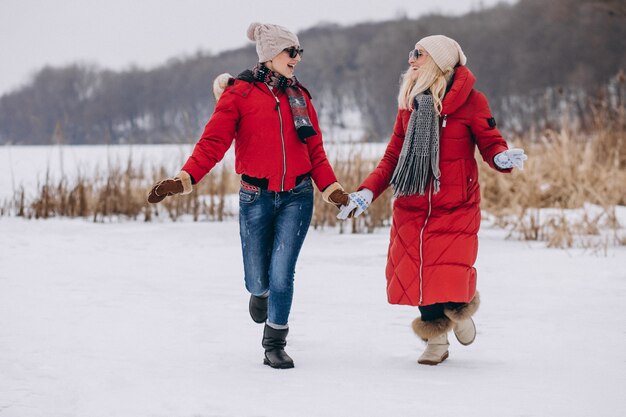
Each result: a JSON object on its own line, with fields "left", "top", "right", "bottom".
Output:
{"left": 417, "top": 351, "right": 449, "bottom": 365}
{"left": 456, "top": 335, "right": 475, "bottom": 346}
{"left": 263, "top": 358, "right": 294, "bottom": 369}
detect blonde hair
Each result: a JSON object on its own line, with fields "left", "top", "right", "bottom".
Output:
{"left": 397, "top": 56, "right": 454, "bottom": 115}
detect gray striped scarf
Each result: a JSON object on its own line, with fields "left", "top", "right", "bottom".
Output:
{"left": 390, "top": 93, "right": 441, "bottom": 197}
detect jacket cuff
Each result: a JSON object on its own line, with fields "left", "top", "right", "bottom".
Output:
{"left": 321, "top": 182, "right": 344, "bottom": 203}
{"left": 176, "top": 171, "right": 193, "bottom": 195}
{"left": 358, "top": 178, "right": 383, "bottom": 201}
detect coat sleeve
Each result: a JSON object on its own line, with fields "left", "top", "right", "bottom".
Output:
{"left": 305, "top": 97, "right": 338, "bottom": 191}
{"left": 469, "top": 92, "right": 511, "bottom": 172}
{"left": 181, "top": 90, "right": 239, "bottom": 183}
{"left": 358, "top": 110, "right": 406, "bottom": 200}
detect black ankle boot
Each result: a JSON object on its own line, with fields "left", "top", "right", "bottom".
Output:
{"left": 262, "top": 324, "right": 294, "bottom": 369}
{"left": 249, "top": 294, "right": 268, "bottom": 323}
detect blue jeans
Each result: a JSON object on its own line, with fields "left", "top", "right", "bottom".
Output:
{"left": 239, "top": 177, "right": 314, "bottom": 326}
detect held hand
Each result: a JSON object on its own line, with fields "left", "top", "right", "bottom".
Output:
{"left": 322, "top": 182, "right": 350, "bottom": 209}
{"left": 328, "top": 189, "right": 350, "bottom": 209}
{"left": 337, "top": 189, "right": 373, "bottom": 220}
{"left": 494, "top": 148, "right": 528, "bottom": 170}
{"left": 147, "top": 171, "right": 192, "bottom": 203}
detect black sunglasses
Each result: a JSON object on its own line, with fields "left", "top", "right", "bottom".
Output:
{"left": 283, "top": 47, "right": 304, "bottom": 58}
{"left": 409, "top": 49, "right": 424, "bottom": 60}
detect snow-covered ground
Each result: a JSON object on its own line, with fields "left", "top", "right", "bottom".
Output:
{"left": 1, "top": 217, "right": 625, "bottom": 417}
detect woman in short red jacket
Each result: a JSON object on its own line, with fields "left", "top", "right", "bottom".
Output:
{"left": 338, "top": 35, "right": 527, "bottom": 365}
{"left": 148, "top": 23, "right": 348, "bottom": 369}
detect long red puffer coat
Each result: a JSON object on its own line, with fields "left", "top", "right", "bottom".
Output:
{"left": 359, "top": 66, "right": 510, "bottom": 307}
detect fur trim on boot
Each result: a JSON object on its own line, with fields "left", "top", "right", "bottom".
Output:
{"left": 411, "top": 316, "right": 453, "bottom": 342}
{"left": 443, "top": 292, "right": 480, "bottom": 322}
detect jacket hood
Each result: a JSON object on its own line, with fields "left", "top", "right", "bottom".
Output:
{"left": 441, "top": 66, "right": 476, "bottom": 115}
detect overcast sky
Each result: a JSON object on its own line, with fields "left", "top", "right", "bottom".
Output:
{"left": 0, "top": 0, "right": 515, "bottom": 95}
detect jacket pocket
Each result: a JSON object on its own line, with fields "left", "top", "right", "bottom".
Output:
{"left": 461, "top": 160, "right": 468, "bottom": 202}
{"left": 239, "top": 187, "right": 260, "bottom": 204}
{"left": 432, "top": 160, "right": 468, "bottom": 209}
{"left": 291, "top": 177, "right": 313, "bottom": 195}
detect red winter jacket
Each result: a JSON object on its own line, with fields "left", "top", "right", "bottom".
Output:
{"left": 181, "top": 75, "right": 337, "bottom": 192}
{"left": 360, "top": 66, "right": 510, "bottom": 307}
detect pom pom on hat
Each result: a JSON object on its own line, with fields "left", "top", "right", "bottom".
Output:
{"left": 417, "top": 35, "right": 467, "bottom": 72}
{"left": 247, "top": 22, "right": 260, "bottom": 41}
{"left": 246, "top": 22, "right": 299, "bottom": 62}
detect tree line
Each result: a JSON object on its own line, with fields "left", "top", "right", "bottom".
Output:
{"left": 1, "top": 0, "right": 624, "bottom": 145}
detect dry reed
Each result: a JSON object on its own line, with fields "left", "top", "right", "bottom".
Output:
{"left": 3, "top": 96, "right": 624, "bottom": 250}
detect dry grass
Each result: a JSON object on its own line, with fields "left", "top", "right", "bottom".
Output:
{"left": 478, "top": 102, "right": 625, "bottom": 249}
{"left": 2, "top": 96, "right": 624, "bottom": 250}
{"left": 5, "top": 158, "right": 240, "bottom": 222}
{"left": 2, "top": 145, "right": 395, "bottom": 230}
{"left": 311, "top": 146, "right": 393, "bottom": 233}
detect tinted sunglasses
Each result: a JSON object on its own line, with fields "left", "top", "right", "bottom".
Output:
{"left": 409, "top": 49, "right": 424, "bottom": 60}
{"left": 283, "top": 47, "right": 304, "bottom": 58}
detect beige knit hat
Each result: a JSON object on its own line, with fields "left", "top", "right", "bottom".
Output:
{"left": 247, "top": 22, "right": 300, "bottom": 63}
{"left": 417, "top": 35, "right": 467, "bottom": 72}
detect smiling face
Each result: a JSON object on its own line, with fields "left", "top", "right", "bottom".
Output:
{"left": 398, "top": 42, "right": 446, "bottom": 110}
{"left": 265, "top": 46, "right": 302, "bottom": 78}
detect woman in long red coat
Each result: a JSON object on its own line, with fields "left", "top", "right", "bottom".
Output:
{"left": 338, "top": 35, "right": 527, "bottom": 365}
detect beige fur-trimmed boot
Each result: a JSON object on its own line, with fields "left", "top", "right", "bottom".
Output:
{"left": 412, "top": 316, "right": 452, "bottom": 366}
{"left": 418, "top": 333, "right": 450, "bottom": 365}
{"left": 444, "top": 292, "right": 480, "bottom": 346}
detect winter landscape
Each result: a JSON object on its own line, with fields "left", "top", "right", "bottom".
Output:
{"left": 2, "top": 0, "right": 626, "bottom": 416}
{"left": 1, "top": 144, "right": 625, "bottom": 417}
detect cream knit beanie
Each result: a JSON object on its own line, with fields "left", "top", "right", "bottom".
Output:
{"left": 417, "top": 35, "right": 467, "bottom": 72}
{"left": 247, "top": 22, "right": 300, "bottom": 63}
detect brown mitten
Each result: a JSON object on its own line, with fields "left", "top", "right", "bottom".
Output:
{"left": 322, "top": 182, "right": 350, "bottom": 209}
{"left": 328, "top": 189, "right": 350, "bottom": 208}
{"left": 147, "top": 171, "right": 193, "bottom": 203}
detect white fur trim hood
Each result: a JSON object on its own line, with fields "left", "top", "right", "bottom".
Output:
{"left": 213, "top": 73, "right": 233, "bottom": 101}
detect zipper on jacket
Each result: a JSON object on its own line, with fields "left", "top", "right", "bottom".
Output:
{"left": 265, "top": 83, "right": 287, "bottom": 191}
{"left": 418, "top": 182, "right": 434, "bottom": 305}
{"left": 442, "top": 114, "right": 448, "bottom": 128}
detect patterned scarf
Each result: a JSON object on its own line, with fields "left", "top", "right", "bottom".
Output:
{"left": 390, "top": 93, "right": 441, "bottom": 197}
{"left": 252, "top": 63, "right": 316, "bottom": 143}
